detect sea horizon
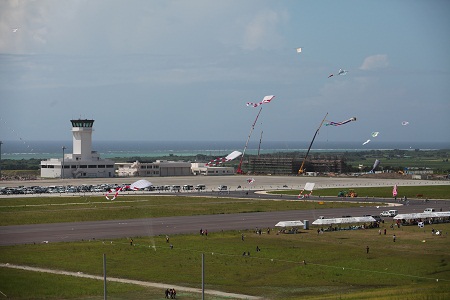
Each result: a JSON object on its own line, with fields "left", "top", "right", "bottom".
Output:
{"left": 1, "top": 140, "right": 449, "bottom": 160}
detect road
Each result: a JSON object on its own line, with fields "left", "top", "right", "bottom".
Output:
{"left": 1, "top": 176, "right": 449, "bottom": 246}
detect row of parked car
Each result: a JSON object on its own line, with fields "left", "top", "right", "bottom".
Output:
{"left": 0, "top": 183, "right": 208, "bottom": 195}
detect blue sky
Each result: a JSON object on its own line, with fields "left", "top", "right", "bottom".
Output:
{"left": 1, "top": 0, "right": 449, "bottom": 146}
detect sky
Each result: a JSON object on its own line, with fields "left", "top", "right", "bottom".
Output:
{"left": 1, "top": 0, "right": 449, "bottom": 146}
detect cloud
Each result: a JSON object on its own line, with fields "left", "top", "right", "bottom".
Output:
{"left": 241, "top": 9, "right": 287, "bottom": 51}
{"left": 359, "top": 54, "right": 389, "bottom": 70}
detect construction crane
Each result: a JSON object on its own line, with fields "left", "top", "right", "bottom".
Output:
{"left": 237, "top": 106, "right": 263, "bottom": 174}
{"left": 298, "top": 112, "right": 328, "bottom": 175}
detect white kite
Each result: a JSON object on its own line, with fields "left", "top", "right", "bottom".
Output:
{"left": 296, "top": 47, "right": 302, "bottom": 53}
{"left": 370, "top": 159, "right": 380, "bottom": 173}
{"left": 246, "top": 95, "right": 275, "bottom": 108}
{"left": 206, "top": 150, "right": 242, "bottom": 166}
{"left": 362, "top": 139, "right": 371, "bottom": 145}
{"left": 371, "top": 131, "right": 379, "bottom": 137}
{"left": 328, "top": 68, "right": 348, "bottom": 78}
{"left": 324, "top": 117, "right": 356, "bottom": 126}
{"left": 402, "top": 121, "right": 409, "bottom": 126}
{"left": 298, "top": 182, "right": 315, "bottom": 199}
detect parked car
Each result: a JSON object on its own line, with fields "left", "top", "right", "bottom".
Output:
{"left": 424, "top": 208, "right": 435, "bottom": 213}
{"left": 218, "top": 185, "right": 228, "bottom": 191}
{"left": 195, "top": 184, "right": 206, "bottom": 191}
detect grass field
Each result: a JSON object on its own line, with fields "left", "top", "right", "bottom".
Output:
{"left": 272, "top": 185, "right": 450, "bottom": 200}
{"left": 1, "top": 224, "right": 449, "bottom": 299}
{"left": 0, "top": 195, "right": 376, "bottom": 226}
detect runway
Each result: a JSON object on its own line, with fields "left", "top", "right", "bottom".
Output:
{"left": 1, "top": 176, "right": 449, "bottom": 246}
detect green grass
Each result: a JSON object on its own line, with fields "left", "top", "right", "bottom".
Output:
{"left": 0, "top": 195, "right": 377, "bottom": 226}
{"left": 272, "top": 185, "right": 450, "bottom": 199}
{"left": 1, "top": 224, "right": 450, "bottom": 299}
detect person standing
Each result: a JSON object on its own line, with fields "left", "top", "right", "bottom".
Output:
{"left": 366, "top": 246, "right": 369, "bottom": 254}
{"left": 393, "top": 234, "right": 396, "bottom": 242}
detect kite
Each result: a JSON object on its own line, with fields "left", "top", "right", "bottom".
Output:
{"left": 247, "top": 178, "right": 255, "bottom": 184}
{"left": 206, "top": 150, "right": 242, "bottom": 166}
{"left": 392, "top": 184, "right": 398, "bottom": 197}
{"left": 105, "top": 186, "right": 125, "bottom": 200}
{"left": 402, "top": 121, "right": 409, "bottom": 126}
{"left": 369, "top": 159, "right": 380, "bottom": 173}
{"left": 298, "top": 182, "right": 315, "bottom": 199}
{"left": 371, "top": 132, "right": 379, "bottom": 137}
{"left": 324, "top": 117, "right": 356, "bottom": 126}
{"left": 246, "top": 95, "right": 275, "bottom": 108}
{"left": 105, "top": 179, "right": 152, "bottom": 200}
{"left": 296, "top": 47, "right": 302, "bottom": 53}
{"left": 362, "top": 139, "right": 371, "bottom": 145}
{"left": 328, "top": 68, "right": 348, "bottom": 78}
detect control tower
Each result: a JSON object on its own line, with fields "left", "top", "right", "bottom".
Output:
{"left": 40, "top": 119, "right": 115, "bottom": 178}
{"left": 71, "top": 119, "right": 94, "bottom": 160}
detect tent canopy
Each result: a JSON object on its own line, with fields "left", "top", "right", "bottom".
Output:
{"left": 275, "top": 220, "right": 304, "bottom": 227}
{"left": 394, "top": 211, "right": 450, "bottom": 220}
{"left": 312, "top": 216, "right": 376, "bottom": 225}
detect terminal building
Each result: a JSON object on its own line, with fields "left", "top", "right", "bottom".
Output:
{"left": 40, "top": 119, "right": 115, "bottom": 178}
{"left": 116, "top": 160, "right": 192, "bottom": 177}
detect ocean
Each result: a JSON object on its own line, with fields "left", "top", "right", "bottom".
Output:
{"left": 1, "top": 140, "right": 449, "bottom": 160}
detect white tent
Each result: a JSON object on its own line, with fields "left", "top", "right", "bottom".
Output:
{"left": 312, "top": 216, "right": 376, "bottom": 225}
{"left": 275, "top": 220, "right": 304, "bottom": 227}
{"left": 130, "top": 179, "right": 152, "bottom": 190}
{"left": 394, "top": 211, "right": 450, "bottom": 220}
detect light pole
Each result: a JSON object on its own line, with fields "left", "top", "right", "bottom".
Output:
{"left": 61, "top": 146, "right": 66, "bottom": 179}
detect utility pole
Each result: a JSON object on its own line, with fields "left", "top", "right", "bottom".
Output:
{"left": 61, "top": 146, "right": 66, "bottom": 179}
{"left": 103, "top": 254, "right": 107, "bottom": 300}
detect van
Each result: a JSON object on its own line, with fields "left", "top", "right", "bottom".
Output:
{"left": 388, "top": 210, "right": 398, "bottom": 217}
{"left": 218, "top": 185, "right": 228, "bottom": 191}
{"left": 380, "top": 211, "right": 390, "bottom": 217}
{"left": 424, "top": 208, "right": 435, "bottom": 213}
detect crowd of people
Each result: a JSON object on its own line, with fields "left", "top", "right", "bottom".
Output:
{"left": 164, "top": 288, "right": 176, "bottom": 298}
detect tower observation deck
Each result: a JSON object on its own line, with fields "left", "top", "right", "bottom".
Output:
{"left": 71, "top": 119, "right": 94, "bottom": 160}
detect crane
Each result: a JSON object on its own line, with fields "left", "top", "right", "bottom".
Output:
{"left": 298, "top": 112, "right": 328, "bottom": 175}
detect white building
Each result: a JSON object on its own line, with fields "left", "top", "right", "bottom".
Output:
{"left": 191, "top": 163, "right": 235, "bottom": 176}
{"left": 40, "top": 119, "right": 115, "bottom": 178}
{"left": 116, "top": 160, "right": 192, "bottom": 177}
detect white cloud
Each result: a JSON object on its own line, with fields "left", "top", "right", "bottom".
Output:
{"left": 359, "top": 54, "right": 389, "bottom": 70}
{"left": 241, "top": 9, "right": 287, "bottom": 51}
